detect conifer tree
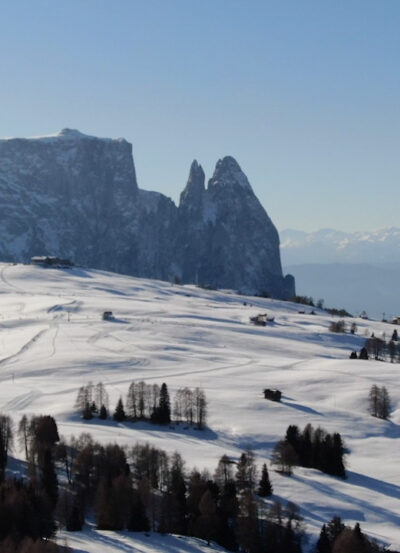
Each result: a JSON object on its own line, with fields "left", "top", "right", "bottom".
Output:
{"left": 40, "top": 448, "right": 58, "bottom": 508}
{"left": 257, "top": 463, "right": 273, "bottom": 497}
{"left": 159, "top": 383, "right": 171, "bottom": 424}
{"left": 82, "top": 402, "right": 93, "bottom": 420}
{"left": 113, "top": 398, "right": 126, "bottom": 422}
{"left": 152, "top": 383, "right": 171, "bottom": 424}
{"left": 316, "top": 524, "right": 331, "bottom": 553}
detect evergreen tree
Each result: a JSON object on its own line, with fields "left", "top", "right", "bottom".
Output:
{"left": 113, "top": 398, "right": 126, "bottom": 422}
{"left": 40, "top": 448, "right": 58, "bottom": 508}
{"left": 316, "top": 524, "right": 331, "bottom": 553}
{"left": 152, "top": 383, "right": 171, "bottom": 424}
{"left": 159, "top": 383, "right": 171, "bottom": 424}
{"left": 82, "top": 402, "right": 93, "bottom": 420}
{"left": 325, "top": 516, "right": 345, "bottom": 547}
{"left": 99, "top": 405, "right": 108, "bottom": 420}
{"left": 257, "top": 463, "right": 273, "bottom": 497}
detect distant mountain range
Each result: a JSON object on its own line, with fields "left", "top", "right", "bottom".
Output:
{"left": 281, "top": 228, "right": 400, "bottom": 319}
{"left": 280, "top": 228, "right": 400, "bottom": 265}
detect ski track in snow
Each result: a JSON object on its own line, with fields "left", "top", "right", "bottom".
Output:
{"left": 1, "top": 263, "right": 400, "bottom": 552}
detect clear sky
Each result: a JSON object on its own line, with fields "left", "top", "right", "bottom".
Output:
{"left": 1, "top": 0, "right": 399, "bottom": 231}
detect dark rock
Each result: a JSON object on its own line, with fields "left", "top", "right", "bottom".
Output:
{"left": 0, "top": 130, "right": 294, "bottom": 299}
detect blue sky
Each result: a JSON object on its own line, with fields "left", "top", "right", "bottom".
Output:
{"left": 1, "top": 0, "right": 399, "bottom": 231}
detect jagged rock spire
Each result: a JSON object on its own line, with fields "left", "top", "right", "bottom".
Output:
{"left": 208, "top": 156, "right": 253, "bottom": 192}
{"left": 179, "top": 160, "right": 205, "bottom": 207}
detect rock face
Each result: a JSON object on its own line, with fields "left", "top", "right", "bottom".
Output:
{"left": 0, "top": 129, "right": 294, "bottom": 298}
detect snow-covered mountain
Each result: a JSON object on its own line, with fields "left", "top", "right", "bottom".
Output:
{"left": 280, "top": 228, "right": 400, "bottom": 318}
{"left": 0, "top": 129, "right": 294, "bottom": 299}
{"left": 280, "top": 228, "right": 400, "bottom": 265}
{"left": 1, "top": 263, "right": 400, "bottom": 551}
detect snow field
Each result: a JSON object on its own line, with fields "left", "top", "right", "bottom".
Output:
{"left": 0, "top": 263, "right": 399, "bottom": 551}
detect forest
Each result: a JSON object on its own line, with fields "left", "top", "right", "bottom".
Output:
{"left": 0, "top": 411, "right": 389, "bottom": 553}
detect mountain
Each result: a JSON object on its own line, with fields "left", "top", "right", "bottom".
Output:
{"left": 1, "top": 263, "right": 400, "bottom": 550}
{"left": 280, "top": 228, "right": 400, "bottom": 318}
{"left": 0, "top": 129, "right": 294, "bottom": 299}
{"left": 280, "top": 227, "right": 400, "bottom": 265}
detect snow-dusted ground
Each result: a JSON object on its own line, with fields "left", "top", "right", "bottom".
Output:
{"left": 58, "top": 527, "right": 227, "bottom": 553}
{"left": 0, "top": 263, "right": 399, "bottom": 552}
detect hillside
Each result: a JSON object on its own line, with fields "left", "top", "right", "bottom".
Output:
{"left": 0, "top": 263, "right": 399, "bottom": 551}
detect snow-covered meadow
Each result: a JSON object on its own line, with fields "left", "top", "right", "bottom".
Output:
{"left": 0, "top": 263, "right": 399, "bottom": 551}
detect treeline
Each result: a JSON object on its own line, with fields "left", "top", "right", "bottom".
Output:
{"left": 75, "top": 381, "right": 208, "bottom": 429}
{"left": 350, "top": 330, "right": 400, "bottom": 362}
{"left": 272, "top": 424, "right": 346, "bottom": 478}
{"left": 365, "top": 331, "right": 400, "bottom": 362}
{"left": 315, "top": 516, "right": 389, "bottom": 553}
{"left": 55, "top": 439, "right": 304, "bottom": 553}
{"left": 0, "top": 409, "right": 305, "bottom": 553}
{"left": 0, "top": 411, "right": 389, "bottom": 553}
{"left": 290, "top": 296, "right": 352, "bottom": 317}
{"left": 0, "top": 414, "right": 68, "bottom": 552}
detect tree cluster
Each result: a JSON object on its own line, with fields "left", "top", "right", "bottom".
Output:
{"left": 290, "top": 296, "right": 316, "bottom": 307}
{"left": 0, "top": 414, "right": 13, "bottom": 483}
{"left": 272, "top": 425, "right": 346, "bottom": 478}
{"left": 364, "top": 331, "right": 400, "bottom": 362}
{"left": 368, "top": 385, "right": 391, "bottom": 420}
{"left": 316, "top": 516, "right": 388, "bottom": 553}
{"left": 75, "top": 382, "right": 109, "bottom": 420}
{"left": 53, "top": 434, "right": 302, "bottom": 553}
{"left": 0, "top": 414, "right": 66, "bottom": 553}
{"left": 329, "top": 320, "right": 346, "bottom": 333}
{"left": 75, "top": 381, "right": 208, "bottom": 429}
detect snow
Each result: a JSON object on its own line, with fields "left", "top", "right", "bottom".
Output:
{"left": 0, "top": 128, "right": 126, "bottom": 143}
{"left": 0, "top": 263, "right": 399, "bottom": 551}
{"left": 59, "top": 528, "right": 227, "bottom": 553}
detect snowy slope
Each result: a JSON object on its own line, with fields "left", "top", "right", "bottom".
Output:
{"left": 0, "top": 263, "right": 399, "bottom": 551}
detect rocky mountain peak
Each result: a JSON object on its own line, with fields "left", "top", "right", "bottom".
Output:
{"left": 179, "top": 160, "right": 205, "bottom": 208}
{"left": 58, "top": 128, "right": 88, "bottom": 139}
{"left": 208, "top": 156, "right": 253, "bottom": 193}
{"left": 0, "top": 130, "right": 294, "bottom": 299}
